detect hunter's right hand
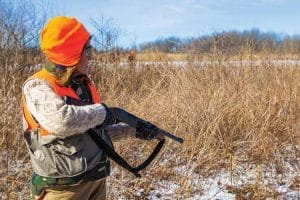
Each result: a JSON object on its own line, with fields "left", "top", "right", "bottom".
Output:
{"left": 101, "top": 103, "right": 118, "bottom": 126}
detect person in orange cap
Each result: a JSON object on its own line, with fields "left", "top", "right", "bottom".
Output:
{"left": 21, "top": 16, "right": 157, "bottom": 200}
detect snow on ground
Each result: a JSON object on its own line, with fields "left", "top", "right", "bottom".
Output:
{"left": 108, "top": 146, "right": 299, "bottom": 199}
{"left": 1, "top": 145, "right": 299, "bottom": 199}
{"left": 143, "top": 160, "right": 299, "bottom": 200}
{"left": 90, "top": 59, "right": 300, "bottom": 68}
{"left": 106, "top": 155, "right": 299, "bottom": 200}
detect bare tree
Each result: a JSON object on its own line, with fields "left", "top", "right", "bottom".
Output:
{"left": 0, "top": 0, "right": 48, "bottom": 67}
{"left": 90, "top": 15, "right": 125, "bottom": 64}
{"left": 90, "top": 16, "right": 122, "bottom": 52}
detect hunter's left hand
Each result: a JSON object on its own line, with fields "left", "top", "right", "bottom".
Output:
{"left": 135, "top": 121, "right": 158, "bottom": 140}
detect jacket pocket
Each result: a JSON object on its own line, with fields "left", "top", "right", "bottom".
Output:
{"left": 50, "top": 137, "right": 87, "bottom": 177}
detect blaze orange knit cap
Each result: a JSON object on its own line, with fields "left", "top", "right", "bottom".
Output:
{"left": 40, "top": 16, "right": 90, "bottom": 67}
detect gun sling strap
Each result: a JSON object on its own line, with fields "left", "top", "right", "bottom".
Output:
{"left": 88, "top": 129, "right": 165, "bottom": 177}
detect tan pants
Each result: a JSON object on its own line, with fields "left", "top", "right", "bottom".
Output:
{"left": 43, "top": 179, "right": 106, "bottom": 200}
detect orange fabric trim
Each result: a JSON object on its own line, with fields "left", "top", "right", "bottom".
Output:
{"left": 22, "top": 95, "right": 38, "bottom": 130}
{"left": 32, "top": 69, "right": 80, "bottom": 100}
{"left": 88, "top": 82, "right": 100, "bottom": 103}
{"left": 22, "top": 69, "right": 101, "bottom": 136}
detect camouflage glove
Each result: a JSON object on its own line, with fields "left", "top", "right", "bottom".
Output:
{"left": 135, "top": 121, "right": 158, "bottom": 140}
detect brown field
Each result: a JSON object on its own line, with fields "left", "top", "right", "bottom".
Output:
{"left": 0, "top": 53, "right": 299, "bottom": 199}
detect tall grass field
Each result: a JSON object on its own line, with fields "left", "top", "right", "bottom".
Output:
{"left": 0, "top": 54, "right": 299, "bottom": 199}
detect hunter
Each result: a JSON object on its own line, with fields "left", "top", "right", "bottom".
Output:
{"left": 22, "top": 16, "right": 156, "bottom": 200}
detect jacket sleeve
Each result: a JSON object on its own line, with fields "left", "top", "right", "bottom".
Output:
{"left": 23, "top": 78, "right": 107, "bottom": 138}
{"left": 104, "top": 123, "right": 136, "bottom": 142}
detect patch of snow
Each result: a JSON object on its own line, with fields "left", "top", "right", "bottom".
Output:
{"left": 91, "top": 59, "right": 300, "bottom": 68}
{"left": 146, "top": 161, "right": 299, "bottom": 199}
{"left": 148, "top": 180, "right": 180, "bottom": 200}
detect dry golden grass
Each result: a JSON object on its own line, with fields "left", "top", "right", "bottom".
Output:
{"left": 0, "top": 55, "right": 299, "bottom": 199}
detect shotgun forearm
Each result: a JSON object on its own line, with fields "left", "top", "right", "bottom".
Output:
{"left": 110, "top": 107, "right": 184, "bottom": 144}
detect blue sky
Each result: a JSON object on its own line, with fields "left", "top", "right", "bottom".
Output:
{"left": 34, "top": 0, "right": 300, "bottom": 47}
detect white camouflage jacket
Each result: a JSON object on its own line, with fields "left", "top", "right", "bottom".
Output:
{"left": 23, "top": 78, "right": 135, "bottom": 178}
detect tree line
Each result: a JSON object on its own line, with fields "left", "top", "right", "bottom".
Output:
{"left": 139, "top": 29, "right": 300, "bottom": 56}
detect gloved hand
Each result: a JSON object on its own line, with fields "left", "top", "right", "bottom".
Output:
{"left": 135, "top": 121, "right": 158, "bottom": 140}
{"left": 101, "top": 103, "right": 118, "bottom": 126}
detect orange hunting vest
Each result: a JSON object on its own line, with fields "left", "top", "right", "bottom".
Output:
{"left": 22, "top": 69, "right": 100, "bottom": 136}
